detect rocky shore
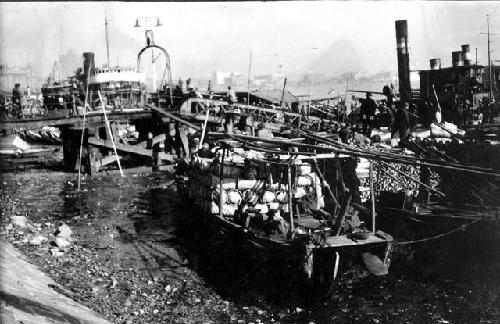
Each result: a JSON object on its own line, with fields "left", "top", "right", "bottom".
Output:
{"left": 1, "top": 168, "right": 498, "bottom": 323}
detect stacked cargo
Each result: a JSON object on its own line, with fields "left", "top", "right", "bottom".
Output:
{"left": 185, "top": 148, "right": 325, "bottom": 223}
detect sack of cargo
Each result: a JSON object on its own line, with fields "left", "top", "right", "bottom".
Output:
{"left": 297, "top": 165, "right": 312, "bottom": 175}
{"left": 227, "top": 190, "right": 242, "bottom": 205}
{"left": 261, "top": 191, "right": 276, "bottom": 203}
{"left": 412, "top": 129, "right": 431, "bottom": 140}
{"left": 430, "top": 123, "right": 451, "bottom": 138}
{"left": 254, "top": 203, "right": 269, "bottom": 214}
{"left": 297, "top": 174, "right": 315, "bottom": 186}
{"left": 276, "top": 191, "right": 288, "bottom": 202}
{"left": 379, "top": 131, "right": 391, "bottom": 142}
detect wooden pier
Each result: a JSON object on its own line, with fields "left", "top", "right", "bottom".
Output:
{"left": 0, "top": 108, "right": 187, "bottom": 174}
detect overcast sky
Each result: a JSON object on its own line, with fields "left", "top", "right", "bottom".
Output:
{"left": 1, "top": 1, "right": 499, "bottom": 80}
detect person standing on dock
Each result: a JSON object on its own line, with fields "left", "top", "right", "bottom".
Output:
{"left": 360, "top": 92, "right": 377, "bottom": 137}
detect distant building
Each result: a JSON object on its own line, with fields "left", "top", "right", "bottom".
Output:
{"left": 0, "top": 64, "right": 43, "bottom": 93}
{"left": 213, "top": 70, "right": 231, "bottom": 86}
{"left": 58, "top": 54, "right": 81, "bottom": 80}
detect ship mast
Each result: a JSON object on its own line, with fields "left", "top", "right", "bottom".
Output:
{"left": 481, "top": 14, "right": 497, "bottom": 99}
{"left": 488, "top": 14, "right": 492, "bottom": 99}
{"left": 105, "top": 8, "right": 110, "bottom": 68}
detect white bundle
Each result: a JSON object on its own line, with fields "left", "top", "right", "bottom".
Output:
{"left": 254, "top": 203, "right": 269, "bottom": 214}
{"left": 297, "top": 175, "right": 313, "bottom": 186}
{"left": 261, "top": 191, "right": 276, "bottom": 203}
{"left": 227, "top": 190, "right": 242, "bottom": 205}
{"left": 294, "top": 187, "right": 307, "bottom": 199}
{"left": 276, "top": 191, "right": 288, "bottom": 202}
{"left": 268, "top": 202, "right": 280, "bottom": 210}
{"left": 297, "top": 165, "right": 312, "bottom": 175}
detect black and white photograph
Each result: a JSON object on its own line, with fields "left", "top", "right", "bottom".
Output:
{"left": 0, "top": 1, "right": 499, "bottom": 323}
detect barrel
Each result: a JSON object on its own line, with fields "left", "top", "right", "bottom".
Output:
{"left": 452, "top": 51, "right": 464, "bottom": 67}
{"left": 430, "top": 58, "right": 441, "bottom": 70}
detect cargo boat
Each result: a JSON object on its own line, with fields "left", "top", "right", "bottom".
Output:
{"left": 176, "top": 137, "right": 393, "bottom": 295}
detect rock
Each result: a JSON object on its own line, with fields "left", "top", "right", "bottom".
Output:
{"left": 49, "top": 247, "right": 64, "bottom": 257}
{"left": 29, "top": 235, "right": 46, "bottom": 246}
{"left": 55, "top": 223, "right": 72, "bottom": 240}
{"left": 10, "top": 216, "right": 27, "bottom": 227}
{"left": 165, "top": 284, "right": 172, "bottom": 293}
{"left": 153, "top": 309, "right": 159, "bottom": 314}
{"left": 54, "top": 237, "right": 71, "bottom": 249}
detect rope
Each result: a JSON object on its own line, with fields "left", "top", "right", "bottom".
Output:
{"left": 395, "top": 218, "right": 482, "bottom": 246}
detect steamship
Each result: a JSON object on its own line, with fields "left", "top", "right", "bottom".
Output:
{"left": 41, "top": 52, "right": 147, "bottom": 115}
{"left": 395, "top": 20, "right": 499, "bottom": 109}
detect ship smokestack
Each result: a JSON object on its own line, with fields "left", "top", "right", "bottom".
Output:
{"left": 83, "top": 52, "right": 95, "bottom": 78}
{"left": 430, "top": 58, "right": 441, "bottom": 70}
{"left": 395, "top": 20, "right": 411, "bottom": 102}
{"left": 461, "top": 44, "right": 471, "bottom": 66}
{"left": 452, "top": 51, "right": 464, "bottom": 67}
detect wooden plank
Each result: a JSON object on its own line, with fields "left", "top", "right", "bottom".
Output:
{"left": 100, "top": 154, "right": 121, "bottom": 168}
{"left": 88, "top": 137, "right": 153, "bottom": 158}
{"left": 324, "top": 233, "right": 390, "bottom": 248}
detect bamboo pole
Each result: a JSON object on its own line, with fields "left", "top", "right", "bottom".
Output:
{"left": 199, "top": 108, "right": 210, "bottom": 149}
{"left": 369, "top": 161, "right": 376, "bottom": 233}
{"left": 219, "top": 148, "right": 226, "bottom": 219}
{"left": 98, "top": 90, "right": 124, "bottom": 177}
{"left": 287, "top": 160, "right": 295, "bottom": 239}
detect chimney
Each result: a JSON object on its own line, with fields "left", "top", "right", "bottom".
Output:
{"left": 83, "top": 52, "right": 95, "bottom": 78}
{"left": 452, "top": 51, "right": 464, "bottom": 67}
{"left": 430, "top": 58, "right": 441, "bottom": 70}
{"left": 395, "top": 20, "right": 411, "bottom": 102}
{"left": 461, "top": 44, "right": 471, "bottom": 66}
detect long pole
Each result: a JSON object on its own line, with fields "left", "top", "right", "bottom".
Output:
{"left": 219, "top": 148, "right": 226, "bottom": 219}
{"left": 98, "top": 90, "right": 124, "bottom": 177}
{"left": 280, "top": 77, "right": 287, "bottom": 107}
{"left": 287, "top": 160, "right": 295, "bottom": 238}
{"left": 247, "top": 50, "right": 252, "bottom": 105}
{"left": 369, "top": 161, "right": 376, "bottom": 233}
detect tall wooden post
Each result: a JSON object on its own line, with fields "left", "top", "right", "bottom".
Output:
{"left": 369, "top": 161, "right": 376, "bottom": 233}
{"left": 219, "top": 148, "right": 226, "bottom": 219}
{"left": 287, "top": 161, "right": 295, "bottom": 239}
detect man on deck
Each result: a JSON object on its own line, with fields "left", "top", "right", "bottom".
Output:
{"left": 226, "top": 86, "right": 237, "bottom": 105}
{"left": 359, "top": 91, "right": 377, "bottom": 136}
{"left": 393, "top": 101, "right": 410, "bottom": 141}
{"left": 12, "top": 84, "right": 21, "bottom": 107}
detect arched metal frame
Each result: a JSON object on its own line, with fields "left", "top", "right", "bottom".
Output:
{"left": 137, "top": 44, "right": 174, "bottom": 106}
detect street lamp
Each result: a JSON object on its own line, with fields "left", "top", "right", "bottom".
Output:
{"left": 133, "top": 16, "right": 162, "bottom": 29}
{"left": 134, "top": 16, "right": 163, "bottom": 91}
